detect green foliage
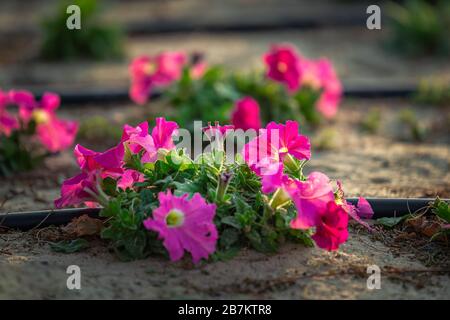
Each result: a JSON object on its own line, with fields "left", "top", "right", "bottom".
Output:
{"left": 99, "top": 148, "right": 313, "bottom": 261}
{"left": 431, "top": 197, "right": 450, "bottom": 223}
{"left": 50, "top": 239, "right": 90, "bottom": 253}
{"left": 0, "top": 125, "right": 46, "bottom": 177}
{"left": 415, "top": 78, "right": 450, "bottom": 106}
{"left": 78, "top": 116, "right": 122, "bottom": 143}
{"left": 375, "top": 216, "right": 408, "bottom": 228}
{"left": 166, "top": 66, "right": 321, "bottom": 129}
{"left": 361, "top": 108, "right": 382, "bottom": 134}
{"left": 398, "top": 109, "right": 427, "bottom": 141}
{"left": 387, "top": 0, "right": 450, "bottom": 56}
{"left": 40, "top": 0, "right": 124, "bottom": 61}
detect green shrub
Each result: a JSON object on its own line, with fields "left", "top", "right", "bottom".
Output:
{"left": 40, "top": 0, "right": 124, "bottom": 61}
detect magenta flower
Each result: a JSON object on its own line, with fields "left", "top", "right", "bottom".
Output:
{"left": 8, "top": 90, "right": 78, "bottom": 152}
{"left": 54, "top": 172, "right": 99, "bottom": 208}
{"left": 299, "top": 57, "right": 342, "bottom": 118}
{"left": 129, "top": 52, "right": 187, "bottom": 105}
{"left": 311, "top": 201, "right": 349, "bottom": 251}
{"left": 117, "top": 169, "right": 145, "bottom": 190}
{"left": 243, "top": 120, "right": 310, "bottom": 176}
{"left": 288, "top": 172, "right": 335, "bottom": 229}
{"left": 263, "top": 45, "right": 302, "bottom": 92}
{"left": 355, "top": 197, "right": 374, "bottom": 219}
{"left": 0, "top": 90, "right": 19, "bottom": 136}
{"left": 151, "top": 117, "right": 179, "bottom": 150}
{"left": 231, "top": 97, "right": 262, "bottom": 131}
{"left": 36, "top": 117, "right": 79, "bottom": 153}
{"left": 121, "top": 122, "right": 157, "bottom": 163}
{"left": 74, "top": 144, "right": 124, "bottom": 176}
{"left": 143, "top": 191, "right": 218, "bottom": 263}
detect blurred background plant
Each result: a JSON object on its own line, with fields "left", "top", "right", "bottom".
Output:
{"left": 398, "top": 108, "right": 427, "bottom": 141}
{"left": 386, "top": 0, "right": 450, "bottom": 56}
{"left": 414, "top": 77, "right": 450, "bottom": 107}
{"left": 40, "top": 0, "right": 124, "bottom": 61}
{"left": 361, "top": 107, "right": 382, "bottom": 134}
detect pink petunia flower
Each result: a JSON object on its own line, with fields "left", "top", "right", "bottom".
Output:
{"left": 9, "top": 91, "right": 78, "bottom": 152}
{"left": 231, "top": 97, "right": 262, "bottom": 131}
{"left": 288, "top": 172, "right": 335, "bottom": 229}
{"left": 143, "top": 191, "right": 218, "bottom": 263}
{"left": 311, "top": 201, "right": 349, "bottom": 251}
{"left": 243, "top": 120, "right": 310, "bottom": 176}
{"left": 0, "top": 90, "right": 19, "bottom": 136}
{"left": 117, "top": 169, "right": 145, "bottom": 190}
{"left": 299, "top": 57, "right": 342, "bottom": 119}
{"left": 54, "top": 171, "right": 99, "bottom": 208}
{"left": 151, "top": 117, "right": 179, "bottom": 150}
{"left": 335, "top": 181, "right": 374, "bottom": 231}
{"left": 263, "top": 44, "right": 302, "bottom": 92}
{"left": 129, "top": 52, "right": 187, "bottom": 105}
{"left": 121, "top": 121, "right": 157, "bottom": 162}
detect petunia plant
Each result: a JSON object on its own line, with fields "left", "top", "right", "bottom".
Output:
{"left": 128, "top": 44, "right": 342, "bottom": 129}
{"left": 55, "top": 117, "right": 372, "bottom": 263}
{"left": 0, "top": 89, "right": 78, "bottom": 176}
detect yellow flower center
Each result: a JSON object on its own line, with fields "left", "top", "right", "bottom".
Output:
{"left": 279, "top": 146, "right": 289, "bottom": 153}
{"left": 166, "top": 209, "right": 185, "bottom": 227}
{"left": 32, "top": 110, "right": 50, "bottom": 124}
{"left": 144, "top": 62, "right": 157, "bottom": 75}
{"left": 277, "top": 62, "right": 288, "bottom": 73}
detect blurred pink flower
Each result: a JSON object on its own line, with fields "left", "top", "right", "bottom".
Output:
{"left": 299, "top": 57, "right": 342, "bottom": 118}
{"left": 0, "top": 90, "right": 19, "bottom": 136}
{"left": 288, "top": 172, "right": 335, "bottom": 229}
{"left": 8, "top": 91, "right": 78, "bottom": 152}
{"left": 231, "top": 97, "right": 261, "bottom": 131}
{"left": 143, "top": 191, "right": 218, "bottom": 263}
{"left": 190, "top": 61, "right": 207, "bottom": 79}
{"left": 311, "top": 201, "right": 349, "bottom": 251}
{"left": 151, "top": 117, "right": 179, "bottom": 150}
{"left": 129, "top": 52, "right": 187, "bottom": 105}
{"left": 243, "top": 120, "right": 310, "bottom": 176}
{"left": 263, "top": 45, "right": 302, "bottom": 92}
{"left": 36, "top": 117, "right": 78, "bottom": 153}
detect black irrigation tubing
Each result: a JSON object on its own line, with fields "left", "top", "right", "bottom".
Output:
{"left": 35, "top": 85, "right": 417, "bottom": 105}
{"left": 0, "top": 198, "right": 445, "bottom": 231}
{"left": 125, "top": 16, "right": 368, "bottom": 36}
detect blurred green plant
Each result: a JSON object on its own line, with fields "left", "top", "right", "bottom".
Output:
{"left": 78, "top": 116, "right": 122, "bottom": 142}
{"left": 313, "top": 128, "right": 337, "bottom": 151}
{"left": 167, "top": 66, "right": 312, "bottom": 130}
{"left": 387, "top": 0, "right": 450, "bottom": 56}
{"left": 398, "top": 108, "right": 427, "bottom": 141}
{"left": 40, "top": 0, "right": 124, "bottom": 61}
{"left": 361, "top": 107, "right": 382, "bottom": 134}
{"left": 414, "top": 77, "right": 450, "bottom": 106}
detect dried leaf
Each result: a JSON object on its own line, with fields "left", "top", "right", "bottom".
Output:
{"left": 63, "top": 214, "right": 103, "bottom": 237}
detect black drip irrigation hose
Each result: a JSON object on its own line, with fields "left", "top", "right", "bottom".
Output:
{"left": 0, "top": 198, "right": 443, "bottom": 231}
{"left": 36, "top": 85, "right": 417, "bottom": 105}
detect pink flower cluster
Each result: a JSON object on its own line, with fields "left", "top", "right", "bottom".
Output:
{"left": 55, "top": 117, "right": 178, "bottom": 208}
{"left": 242, "top": 120, "right": 372, "bottom": 251}
{"left": 55, "top": 117, "right": 218, "bottom": 264}
{"left": 0, "top": 89, "right": 78, "bottom": 152}
{"left": 264, "top": 44, "right": 343, "bottom": 119}
{"left": 129, "top": 52, "right": 206, "bottom": 105}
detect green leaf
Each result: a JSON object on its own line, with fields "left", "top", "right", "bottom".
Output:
{"left": 50, "top": 239, "right": 90, "bottom": 253}
{"left": 375, "top": 216, "right": 407, "bottom": 228}
{"left": 220, "top": 216, "right": 241, "bottom": 229}
{"left": 431, "top": 197, "right": 450, "bottom": 223}
{"left": 211, "top": 247, "right": 240, "bottom": 262}
{"left": 219, "top": 228, "right": 240, "bottom": 249}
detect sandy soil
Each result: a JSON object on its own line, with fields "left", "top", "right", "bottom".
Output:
{"left": 0, "top": 98, "right": 449, "bottom": 299}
